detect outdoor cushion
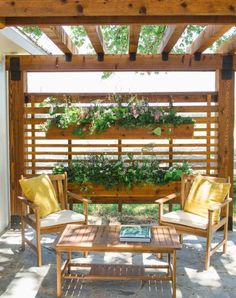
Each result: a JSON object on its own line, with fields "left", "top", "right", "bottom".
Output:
{"left": 28, "top": 209, "right": 85, "bottom": 228}
{"left": 161, "top": 210, "right": 208, "bottom": 229}
{"left": 19, "top": 174, "right": 61, "bottom": 218}
{"left": 184, "top": 174, "right": 230, "bottom": 222}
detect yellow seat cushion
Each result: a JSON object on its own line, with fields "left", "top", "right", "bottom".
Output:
{"left": 19, "top": 174, "right": 61, "bottom": 218}
{"left": 184, "top": 174, "right": 230, "bottom": 222}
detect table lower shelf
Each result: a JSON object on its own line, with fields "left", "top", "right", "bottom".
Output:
{"left": 62, "top": 262, "right": 173, "bottom": 281}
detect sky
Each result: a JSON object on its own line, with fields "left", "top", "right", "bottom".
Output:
{"left": 27, "top": 71, "right": 215, "bottom": 93}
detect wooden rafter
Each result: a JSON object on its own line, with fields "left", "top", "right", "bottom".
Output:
{"left": 129, "top": 25, "right": 141, "bottom": 55}
{"left": 187, "top": 25, "right": 232, "bottom": 54}
{"left": 6, "top": 54, "right": 224, "bottom": 72}
{"left": 1, "top": 1, "right": 236, "bottom": 17}
{"left": 216, "top": 35, "right": 236, "bottom": 54}
{"left": 84, "top": 25, "right": 106, "bottom": 55}
{"left": 40, "top": 26, "right": 78, "bottom": 54}
{"left": 158, "top": 25, "right": 186, "bottom": 53}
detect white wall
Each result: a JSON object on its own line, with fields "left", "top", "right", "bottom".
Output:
{"left": 0, "top": 55, "right": 10, "bottom": 233}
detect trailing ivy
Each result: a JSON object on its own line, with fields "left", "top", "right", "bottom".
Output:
{"left": 53, "top": 154, "right": 192, "bottom": 190}
{"left": 40, "top": 95, "right": 195, "bottom": 135}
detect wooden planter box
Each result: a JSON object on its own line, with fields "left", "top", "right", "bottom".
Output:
{"left": 68, "top": 181, "right": 181, "bottom": 204}
{"left": 46, "top": 124, "right": 194, "bottom": 140}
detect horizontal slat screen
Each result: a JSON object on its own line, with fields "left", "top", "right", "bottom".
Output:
{"left": 23, "top": 92, "right": 219, "bottom": 179}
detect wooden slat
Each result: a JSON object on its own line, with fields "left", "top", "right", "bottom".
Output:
{"left": 158, "top": 25, "right": 186, "bottom": 53}
{"left": 129, "top": 25, "right": 141, "bottom": 54}
{"left": 1, "top": 1, "right": 236, "bottom": 17}
{"left": 5, "top": 55, "right": 223, "bottom": 72}
{"left": 40, "top": 26, "right": 78, "bottom": 54}
{"left": 187, "top": 25, "right": 232, "bottom": 54}
{"left": 216, "top": 35, "right": 236, "bottom": 54}
{"left": 25, "top": 91, "right": 218, "bottom": 103}
{"left": 84, "top": 25, "right": 106, "bottom": 55}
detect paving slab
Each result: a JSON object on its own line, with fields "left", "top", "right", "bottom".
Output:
{"left": 0, "top": 218, "right": 236, "bottom": 298}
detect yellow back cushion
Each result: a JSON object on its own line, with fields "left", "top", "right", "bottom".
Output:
{"left": 184, "top": 175, "right": 230, "bottom": 222}
{"left": 19, "top": 174, "right": 61, "bottom": 218}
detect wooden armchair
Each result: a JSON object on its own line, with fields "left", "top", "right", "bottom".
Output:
{"left": 156, "top": 174, "right": 232, "bottom": 270}
{"left": 18, "top": 172, "right": 90, "bottom": 267}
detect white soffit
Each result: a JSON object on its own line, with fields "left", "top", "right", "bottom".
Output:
{"left": 0, "top": 27, "right": 47, "bottom": 55}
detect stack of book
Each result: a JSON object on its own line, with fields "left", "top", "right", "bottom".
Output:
{"left": 119, "top": 225, "right": 151, "bottom": 243}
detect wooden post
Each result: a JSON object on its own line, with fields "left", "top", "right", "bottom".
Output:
{"left": 215, "top": 64, "right": 234, "bottom": 230}
{"left": 9, "top": 68, "right": 25, "bottom": 218}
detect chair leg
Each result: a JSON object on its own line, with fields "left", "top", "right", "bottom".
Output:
{"left": 205, "top": 232, "right": 212, "bottom": 271}
{"left": 179, "top": 234, "right": 183, "bottom": 244}
{"left": 36, "top": 228, "right": 42, "bottom": 267}
{"left": 21, "top": 219, "right": 26, "bottom": 251}
{"left": 223, "top": 221, "right": 229, "bottom": 254}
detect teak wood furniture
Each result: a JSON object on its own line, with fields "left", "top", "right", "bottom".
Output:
{"left": 156, "top": 173, "right": 232, "bottom": 271}
{"left": 54, "top": 224, "right": 182, "bottom": 298}
{"left": 18, "top": 172, "right": 89, "bottom": 267}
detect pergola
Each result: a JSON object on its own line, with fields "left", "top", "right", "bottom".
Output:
{"left": 0, "top": 1, "right": 235, "bottom": 229}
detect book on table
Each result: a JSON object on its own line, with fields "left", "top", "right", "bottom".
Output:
{"left": 119, "top": 225, "right": 151, "bottom": 243}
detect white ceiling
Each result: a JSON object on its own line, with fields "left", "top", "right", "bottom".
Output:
{"left": 0, "top": 28, "right": 47, "bottom": 55}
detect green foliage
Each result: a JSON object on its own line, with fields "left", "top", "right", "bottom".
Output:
{"left": 101, "top": 25, "right": 129, "bottom": 54}
{"left": 53, "top": 154, "right": 192, "bottom": 190}
{"left": 40, "top": 96, "right": 195, "bottom": 134}
{"left": 18, "top": 26, "right": 43, "bottom": 41}
{"left": 138, "top": 25, "right": 166, "bottom": 54}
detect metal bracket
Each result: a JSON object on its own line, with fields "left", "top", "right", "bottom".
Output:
{"left": 97, "top": 53, "right": 104, "bottom": 61}
{"left": 65, "top": 53, "right": 72, "bottom": 62}
{"left": 194, "top": 52, "right": 201, "bottom": 61}
{"left": 24, "top": 95, "right": 30, "bottom": 104}
{"left": 162, "top": 51, "right": 169, "bottom": 61}
{"left": 10, "top": 57, "right": 21, "bottom": 81}
{"left": 129, "top": 52, "right": 137, "bottom": 61}
{"left": 221, "top": 55, "right": 233, "bottom": 80}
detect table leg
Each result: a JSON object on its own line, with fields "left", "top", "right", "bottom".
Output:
{"left": 172, "top": 250, "right": 176, "bottom": 298}
{"left": 68, "top": 252, "right": 71, "bottom": 274}
{"left": 167, "top": 253, "right": 171, "bottom": 276}
{"left": 56, "top": 252, "right": 62, "bottom": 298}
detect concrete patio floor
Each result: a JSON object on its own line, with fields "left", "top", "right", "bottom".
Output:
{"left": 0, "top": 217, "right": 236, "bottom": 298}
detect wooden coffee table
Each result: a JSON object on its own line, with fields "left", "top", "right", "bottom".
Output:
{"left": 55, "top": 224, "right": 182, "bottom": 298}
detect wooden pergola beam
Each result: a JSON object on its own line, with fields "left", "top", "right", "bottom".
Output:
{"left": 187, "top": 25, "right": 232, "bottom": 54}
{"left": 40, "top": 26, "right": 78, "bottom": 54}
{"left": 158, "top": 25, "right": 186, "bottom": 54}
{"left": 84, "top": 25, "right": 106, "bottom": 55}
{"left": 6, "top": 54, "right": 225, "bottom": 72}
{"left": 1, "top": 1, "right": 236, "bottom": 17}
{"left": 0, "top": 17, "right": 5, "bottom": 28}
{"left": 216, "top": 35, "right": 236, "bottom": 54}
{"left": 129, "top": 25, "right": 141, "bottom": 56}
{"left": 5, "top": 16, "right": 236, "bottom": 27}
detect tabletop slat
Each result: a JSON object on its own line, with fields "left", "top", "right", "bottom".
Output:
{"left": 55, "top": 225, "right": 182, "bottom": 252}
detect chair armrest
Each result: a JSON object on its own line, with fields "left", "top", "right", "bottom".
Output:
{"left": 155, "top": 193, "right": 180, "bottom": 205}
{"left": 208, "top": 198, "right": 232, "bottom": 212}
{"left": 18, "top": 196, "right": 39, "bottom": 212}
{"left": 67, "top": 191, "right": 91, "bottom": 204}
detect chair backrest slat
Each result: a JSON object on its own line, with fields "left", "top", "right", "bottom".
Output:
{"left": 48, "top": 172, "right": 68, "bottom": 210}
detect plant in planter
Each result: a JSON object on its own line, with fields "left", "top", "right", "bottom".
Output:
{"left": 52, "top": 154, "right": 192, "bottom": 192}
{"left": 40, "top": 95, "right": 195, "bottom": 138}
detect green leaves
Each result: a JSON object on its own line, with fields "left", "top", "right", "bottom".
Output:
{"left": 52, "top": 154, "right": 192, "bottom": 190}
{"left": 153, "top": 127, "right": 162, "bottom": 136}
{"left": 41, "top": 96, "right": 195, "bottom": 135}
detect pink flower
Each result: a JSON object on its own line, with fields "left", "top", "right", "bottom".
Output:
{"left": 154, "top": 111, "right": 162, "bottom": 121}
